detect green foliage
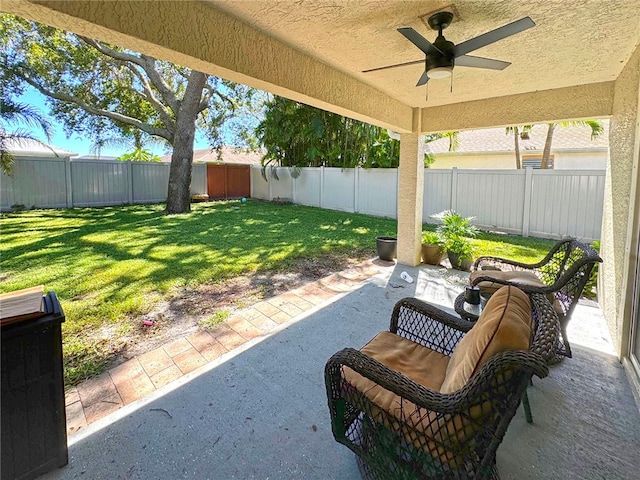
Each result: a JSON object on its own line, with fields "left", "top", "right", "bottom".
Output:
{"left": 256, "top": 96, "right": 400, "bottom": 173}
{"left": 1, "top": 13, "right": 263, "bottom": 212}
{"left": 583, "top": 240, "right": 601, "bottom": 299}
{"left": 0, "top": 202, "right": 396, "bottom": 384}
{"left": 445, "top": 236, "right": 474, "bottom": 258}
{"left": 421, "top": 231, "right": 443, "bottom": 246}
{"left": 116, "top": 148, "right": 161, "bottom": 162}
{"left": 199, "top": 308, "right": 230, "bottom": 329}
{"left": 0, "top": 98, "right": 53, "bottom": 175}
{"left": 432, "top": 210, "right": 478, "bottom": 259}
{"left": 432, "top": 210, "right": 479, "bottom": 239}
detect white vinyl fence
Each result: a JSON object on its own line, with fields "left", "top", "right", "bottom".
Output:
{"left": 1, "top": 157, "right": 207, "bottom": 211}
{"left": 251, "top": 166, "right": 605, "bottom": 242}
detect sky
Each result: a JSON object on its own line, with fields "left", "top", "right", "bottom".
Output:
{"left": 17, "top": 86, "right": 244, "bottom": 158}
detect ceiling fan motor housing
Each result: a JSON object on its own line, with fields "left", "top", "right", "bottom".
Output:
{"left": 427, "top": 36, "right": 455, "bottom": 75}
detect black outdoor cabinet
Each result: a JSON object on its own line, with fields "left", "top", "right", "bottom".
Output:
{"left": 1, "top": 291, "right": 68, "bottom": 480}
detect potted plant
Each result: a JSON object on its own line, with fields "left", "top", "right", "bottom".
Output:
{"left": 421, "top": 231, "right": 446, "bottom": 265}
{"left": 432, "top": 210, "right": 479, "bottom": 271}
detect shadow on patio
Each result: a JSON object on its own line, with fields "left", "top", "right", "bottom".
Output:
{"left": 43, "top": 265, "right": 640, "bottom": 479}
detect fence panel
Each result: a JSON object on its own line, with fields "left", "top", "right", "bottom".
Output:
{"left": 294, "top": 168, "right": 321, "bottom": 207}
{"left": 71, "top": 160, "right": 128, "bottom": 207}
{"left": 456, "top": 170, "right": 526, "bottom": 234}
{"left": 528, "top": 170, "right": 605, "bottom": 241}
{"left": 270, "top": 167, "right": 294, "bottom": 200}
{"left": 323, "top": 168, "right": 355, "bottom": 212}
{"left": 423, "top": 170, "right": 453, "bottom": 221}
{"left": 191, "top": 163, "right": 207, "bottom": 196}
{"left": 0, "top": 157, "right": 67, "bottom": 210}
{"left": 250, "top": 166, "right": 270, "bottom": 200}
{"left": 131, "top": 162, "right": 169, "bottom": 203}
{"left": 357, "top": 168, "right": 397, "bottom": 218}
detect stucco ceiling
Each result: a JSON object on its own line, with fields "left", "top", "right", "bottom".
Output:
{"left": 211, "top": 0, "right": 640, "bottom": 108}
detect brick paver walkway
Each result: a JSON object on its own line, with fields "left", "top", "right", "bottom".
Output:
{"left": 64, "top": 259, "right": 391, "bottom": 435}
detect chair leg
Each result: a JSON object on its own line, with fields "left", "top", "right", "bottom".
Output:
{"left": 522, "top": 388, "right": 533, "bottom": 424}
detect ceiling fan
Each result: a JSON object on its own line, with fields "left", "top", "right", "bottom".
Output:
{"left": 363, "top": 12, "right": 535, "bottom": 86}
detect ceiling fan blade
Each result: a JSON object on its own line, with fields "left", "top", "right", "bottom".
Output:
{"left": 398, "top": 27, "right": 444, "bottom": 56}
{"left": 362, "top": 59, "right": 424, "bottom": 73}
{"left": 453, "top": 17, "right": 535, "bottom": 57}
{"left": 455, "top": 55, "right": 511, "bottom": 70}
{"left": 416, "top": 71, "right": 429, "bottom": 87}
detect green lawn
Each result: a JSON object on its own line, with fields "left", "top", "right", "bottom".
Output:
{"left": 1, "top": 201, "right": 555, "bottom": 384}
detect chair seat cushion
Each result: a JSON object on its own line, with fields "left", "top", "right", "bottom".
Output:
{"left": 343, "top": 331, "right": 450, "bottom": 414}
{"left": 440, "top": 285, "right": 532, "bottom": 394}
{"left": 470, "top": 269, "right": 546, "bottom": 293}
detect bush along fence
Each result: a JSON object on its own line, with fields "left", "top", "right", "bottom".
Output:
{"left": 1, "top": 157, "right": 207, "bottom": 211}
{"left": 250, "top": 166, "right": 605, "bottom": 242}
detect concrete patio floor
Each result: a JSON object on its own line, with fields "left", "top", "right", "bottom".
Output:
{"left": 43, "top": 263, "right": 640, "bottom": 479}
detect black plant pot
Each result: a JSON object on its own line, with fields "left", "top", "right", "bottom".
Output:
{"left": 448, "top": 251, "right": 473, "bottom": 271}
{"left": 376, "top": 236, "right": 397, "bottom": 261}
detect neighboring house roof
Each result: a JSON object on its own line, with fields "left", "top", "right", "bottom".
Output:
{"left": 4, "top": 138, "right": 76, "bottom": 157}
{"left": 160, "top": 146, "right": 263, "bottom": 164}
{"left": 425, "top": 122, "right": 610, "bottom": 155}
{"left": 73, "top": 154, "right": 119, "bottom": 161}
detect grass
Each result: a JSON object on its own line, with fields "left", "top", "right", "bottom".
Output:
{"left": 1, "top": 201, "right": 556, "bottom": 384}
{"left": 199, "top": 308, "right": 231, "bottom": 329}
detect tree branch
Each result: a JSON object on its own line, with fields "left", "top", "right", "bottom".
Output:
{"left": 140, "top": 54, "right": 180, "bottom": 113}
{"left": 79, "top": 37, "right": 180, "bottom": 115}
{"left": 18, "top": 73, "right": 171, "bottom": 140}
{"left": 122, "top": 63, "right": 176, "bottom": 132}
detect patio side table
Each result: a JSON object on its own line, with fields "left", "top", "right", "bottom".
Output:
{"left": 454, "top": 292, "right": 482, "bottom": 321}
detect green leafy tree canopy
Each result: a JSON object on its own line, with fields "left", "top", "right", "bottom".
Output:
{"left": 1, "top": 14, "right": 262, "bottom": 212}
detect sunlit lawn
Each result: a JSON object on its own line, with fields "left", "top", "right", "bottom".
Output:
{"left": 1, "top": 201, "right": 555, "bottom": 384}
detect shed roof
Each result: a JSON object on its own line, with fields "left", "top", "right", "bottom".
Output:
{"left": 160, "top": 146, "right": 263, "bottom": 165}
{"left": 5, "top": 138, "right": 76, "bottom": 157}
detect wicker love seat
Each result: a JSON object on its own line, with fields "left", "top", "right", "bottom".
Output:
{"left": 469, "top": 237, "right": 601, "bottom": 360}
{"left": 325, "top": 286, "right": 559, "bottom": 480}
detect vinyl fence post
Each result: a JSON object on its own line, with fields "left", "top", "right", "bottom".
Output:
{"left": 65, "top": 157, "right": 73, "bottom": 208}
{"left": 292, "top": 168, "right": 297, "bottom": 203}
{"left": 127, "top": 161, "right": 134, "bottom": 204}
{"left": 268, "top": 170, "right": 273, "bottom": 201}
{"left": 320, "top": 166, "right": 325, "bottom": 209}
{"left": 522, "top": 167, "right": 533, "bottom": 237}
{"left": 451, "top": 167, "right": 458, "bottom": 211}
{"left": 354, "top": 166, "right": 359, "bottom": 213}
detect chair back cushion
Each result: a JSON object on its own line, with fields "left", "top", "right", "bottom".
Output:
{"left": 440, "top": 286, "right": 532, "bottom": 394}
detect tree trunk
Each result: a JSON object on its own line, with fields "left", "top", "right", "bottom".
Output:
{"left": 165, "top": 71, "right": 207, "bottom": 214}
{"left": 540, "top": 123, "right": 556, "bottom": 169}
{"left": 514, "top": 126, "right": 522, "bottom": 169}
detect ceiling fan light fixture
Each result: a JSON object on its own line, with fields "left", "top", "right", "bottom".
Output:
{"left": 427, "top": 66, "right": 453, "bottom": 79}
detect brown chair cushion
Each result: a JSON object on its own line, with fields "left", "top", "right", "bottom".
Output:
{"left": 440, "top": 285, "right": 532, "bottom": 394}
{"left": 343, "top": 331, "right": 450, "bottom": 414}
{"left": 470, "top": 270, "right": 547, "bottom": 293}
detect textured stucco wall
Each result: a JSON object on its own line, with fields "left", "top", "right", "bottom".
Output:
{"left": 397, "top": 127, "right": 424, "bottom": 266}
{"left": 601, "top": 43, "right": 640, "bottom": 356}
{"left": 420, "top": 83, "right": 615, "bottom": 133}
{"left": 553, "top": 152, "right": 608, "bottom": 170}
{"left": 3, "top": 0, "right": 413, "bottom": 132}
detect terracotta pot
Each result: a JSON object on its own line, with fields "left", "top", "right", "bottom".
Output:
{"left": 421, "top": 244, "right": 445, "bottom": 265}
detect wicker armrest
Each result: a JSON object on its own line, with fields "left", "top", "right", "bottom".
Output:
{"left": 469, "top": 275, "right": 550, "bottom": 294}
{"left": 389, "top": 297, "right": 472, "bottom": 356}
{"left": 473, "top": 255, "right": 540, "bottom": 271}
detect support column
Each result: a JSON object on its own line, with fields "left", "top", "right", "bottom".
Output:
{"left": 397, "top": 124, "right": 425, "bottom": 266}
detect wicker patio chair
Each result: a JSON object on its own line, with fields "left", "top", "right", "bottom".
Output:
{"left": 469, "top": 237, "right": 601, "bottom": 361}
{"left": 325, "top": 286, "right": 558, "bottom": 480}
